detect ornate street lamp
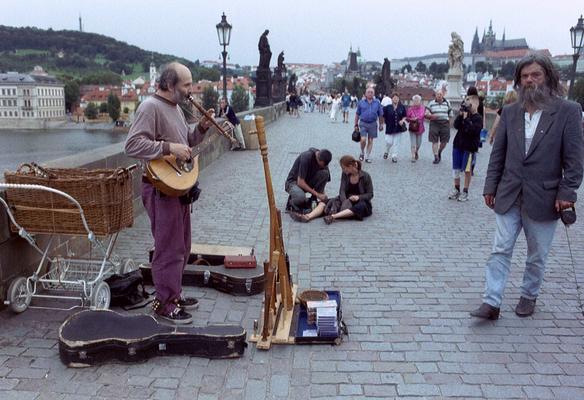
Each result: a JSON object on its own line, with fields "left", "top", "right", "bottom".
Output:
{"left": 568, "top": 14, "right": 584, "bottom": 99}
{"left": 216, "top": 12, "right": 232, "bottom": 101}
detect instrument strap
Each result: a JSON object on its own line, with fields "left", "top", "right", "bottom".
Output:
{"left": 564, "top": 224, "right": 584, "bottom": 317}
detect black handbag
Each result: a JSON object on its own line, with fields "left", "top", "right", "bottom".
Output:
{"left": 351, "top": 128, "right": 361, "bottom": 142}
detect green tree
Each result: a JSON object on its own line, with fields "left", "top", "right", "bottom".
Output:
{"left": 401, "top": 64, "right": 412, "bottom": 74}
{"left": 84, "top": 102, "right": 98, "bottom": 119}
{"left": 98, "top": 102, "right": 107, "bottom": 113}
{"left": 415, "top": 61, "right": 427, "bottom": 73}
{"left": 332, "top": 77, "right": 348, "bottom": 94}
{"left": 202, "top": 86, "right": 219, "bottom": 111}
{"left": 351, "top": 76, "right": 367, "bottom": 98}
{"left": 123, "top": 106, "right": 129, "bottom": 114}
{"left": 107, "top": 92, "right": 121, "bottom": 121}
{"left": 196, "top": 67, "right": 221, "bottom": 82}
{"left": 63, "top": 79, "right": 80, "bottom": 112}
{"left": 500, "top": 61, "right": 516, "bottom": 80}
{"left": 572, "top": 78, "right": 584, "bottom": 108}
{"left": 231, "top": 85, "right": 249, "bottom": 113}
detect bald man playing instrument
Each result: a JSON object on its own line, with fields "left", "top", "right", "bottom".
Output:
{"left": 125, "top": 62, "right": 213, "bottom": 324}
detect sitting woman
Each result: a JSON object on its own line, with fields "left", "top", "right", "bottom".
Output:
{"left": 290, "top": 155, "right": 373, "bottom": 224}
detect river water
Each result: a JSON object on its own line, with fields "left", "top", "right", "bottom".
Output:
{"left": 0, "top": 128, "right": 127, "bottom": 174}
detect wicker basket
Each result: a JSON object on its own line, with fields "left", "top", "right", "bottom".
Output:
{"left": 4, "top": 163, "right": 134, "bottom": 236}
{"left": 297, "top": 290, "right": 329, "bottom": 308}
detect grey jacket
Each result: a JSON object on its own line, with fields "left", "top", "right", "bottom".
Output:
{"left": 483, "top": 98, "right": 583, "bottom": 221}
{"left": 339, "top": 170, "right": 374, "bottom": 203}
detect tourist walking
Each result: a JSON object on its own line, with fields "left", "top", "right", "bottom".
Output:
{"left": 382, "top": 93, "right": 407, "bottom": 162}
{"left": 406, "top": 94, "right": 425, "bottom": 162}
{"left": 341, "top": 91, "right": 351, "bottom": 123}
{"left": 470, "top": 54, "right": 583, "bottom": 320}
{"left": 354, "top": 87, "right": 384, "bottom": 163}
{"left": 330, "top": 94, "right": 341, "bottom": 122}
{"left": 425, "top": 90, "right": 452, "bottom": 164}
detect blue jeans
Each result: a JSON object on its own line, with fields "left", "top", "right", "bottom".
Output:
{"left": 483, "top": 205, "right": 558, "bottom": 307}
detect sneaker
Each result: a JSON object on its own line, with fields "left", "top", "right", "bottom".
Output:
{"left": 176, "top": 296, "right": 199, "bottom": 310}
{"left": 458, "top": 192, "right": 469, "bottom": 202}
{"left": 359, "top": 154, "right": 364, "bottom": 161}
{"left": 156, "top": 304, "right": 193, "bottom": 325}
{"left": 448, "top": 189, "right": 460, "bottom": 200}
{"left": 365, "top": 158, "right": 372, "bottom": 163}
{"left": 391, "top": 157, "right": 397, "bottom": 163}
{"left": 383, "top": 153, "right": 388, "bottom": 159}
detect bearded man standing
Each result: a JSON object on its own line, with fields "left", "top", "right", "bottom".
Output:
{"left": 471, "top": 54, "right": 583, "bottom": 320}
{"left": 125, "top": 62, "right": 213, "bottom": 324}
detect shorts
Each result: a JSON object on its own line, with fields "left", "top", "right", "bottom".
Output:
{"left": 452, "top": 148, "right": 476, "bottom": 172}
{"left": 342, "top": 106, "right": 350, "bottom": 113}
{"left": 359, "top": 120, "right": 378, "bottom": 139}
{"left": 428, "top": 120, "right": 450, "bottom": 143}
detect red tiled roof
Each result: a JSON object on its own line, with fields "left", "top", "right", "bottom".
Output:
{"left": 483, "top": 48, "right": 551, "bottom": 59}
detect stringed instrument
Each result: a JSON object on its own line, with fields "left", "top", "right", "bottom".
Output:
{"left": 145, "top": 94, "right": 237, "bottom": 196}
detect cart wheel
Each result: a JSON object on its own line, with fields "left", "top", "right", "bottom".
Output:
{"left": 7, "top": 277, "right": 32, "bottom": 314}
{"left": 90, "top": 281, "right": 111, "bottom": 310}
{"left": 121, "top": 258, "right": 136, "bottom": 274}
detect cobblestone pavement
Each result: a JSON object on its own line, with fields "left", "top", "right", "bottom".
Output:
{"left": 2, "top": 109, "right": 584, "bottom": 399}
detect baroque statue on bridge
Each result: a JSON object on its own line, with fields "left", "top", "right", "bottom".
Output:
{"left": 448, "top": 32, "right": 464, "bottom": 73}
{"left": 258, "top": 30, "right": 272, "bottom": 69}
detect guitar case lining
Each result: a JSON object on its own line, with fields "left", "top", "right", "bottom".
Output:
{"left": 142, "top": 244, "right": 264, "bottom": 296}
{"left": 59, "top": 310, "right": 246, "bottom": 367}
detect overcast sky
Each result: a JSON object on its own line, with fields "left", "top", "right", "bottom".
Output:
{"left": 1, "top": 0, "right": 582, "bottom": 66}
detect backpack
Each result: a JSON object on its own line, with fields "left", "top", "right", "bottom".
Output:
{"left": 105, "top": 269, "right": 151, "bottom": 309}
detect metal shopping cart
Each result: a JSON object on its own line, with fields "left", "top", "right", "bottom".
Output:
{"left": 0, "top": 164, "right": 136, "bottom": 312}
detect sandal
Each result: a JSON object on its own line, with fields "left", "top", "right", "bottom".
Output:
{"left": 289, "top": 212, "right": 309, "bottom": 223}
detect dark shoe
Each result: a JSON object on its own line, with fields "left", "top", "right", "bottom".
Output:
{"left": 153, "top": 302, "right": 193, "bottom": 325}
{"left": 359, "top": 154, "right": 364, "bottom": 161}
{"left": 438, "top": 150, "right": 442, "bottom": 161}
{"left": 515, "top": 297, "right": 536, "bottom": 317}
{"left": 470, "top": 303, "right": 500, "bottom": 320}
{"left": 415, "top": 151, "right": 419, "bottom": 160}
{"left": 365, "top": 158, "right": 372, "bottom": 163}
{"left": 433, "top": 156, "right": 440, "bottom": 164}
{"left": 176, "top": 296, "right": 199, "bottom": 310}
{"left": 324, "top": 215, "right": 334, "bottom": 225}
{"left": 383, "top": 152, "right": 388, "bottom": 159}
{"left": 289, "top": 212, "right": 309, "bottom": 223}
{"left": 391, "top": 157, "right": 397, "bottom": 163}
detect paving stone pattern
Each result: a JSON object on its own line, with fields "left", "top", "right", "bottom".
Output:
{"left": 1, "top": 110, "right": 584, "bottom": 399}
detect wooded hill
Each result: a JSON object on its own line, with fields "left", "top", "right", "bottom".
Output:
{"left": 0, "top": 25, "right": 220, "bottom": 84}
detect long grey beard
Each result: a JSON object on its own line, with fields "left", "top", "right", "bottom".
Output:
{"left": 518, "top": 85, "right": 552, "bottom": 111}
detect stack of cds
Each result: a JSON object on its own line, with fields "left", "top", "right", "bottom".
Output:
{"left": 306, "top": 300, "right": 338, "bottom": 336}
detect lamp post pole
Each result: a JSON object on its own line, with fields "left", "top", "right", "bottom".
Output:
{"left": 216, "top": 13, "right": 232, "bottom": 102}
{"left": 568, "top": 15, "right": 584, "bottom": 100}
{"left": 569, "top": 52, "right": 579, "bottom": 100}
{"left": 222, "top": 45, "right": 228, "bottom": 101}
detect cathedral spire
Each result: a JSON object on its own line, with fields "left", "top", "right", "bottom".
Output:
{"left": 471, "top": 27, "right": 481, "bottom": 54}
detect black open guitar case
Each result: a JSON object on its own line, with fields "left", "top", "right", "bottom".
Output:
{"left": 58, "top": 309, "right": 247, "bottom": 367}
{"left": 140, "top": 244, "right": 265, "bottom": 296}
